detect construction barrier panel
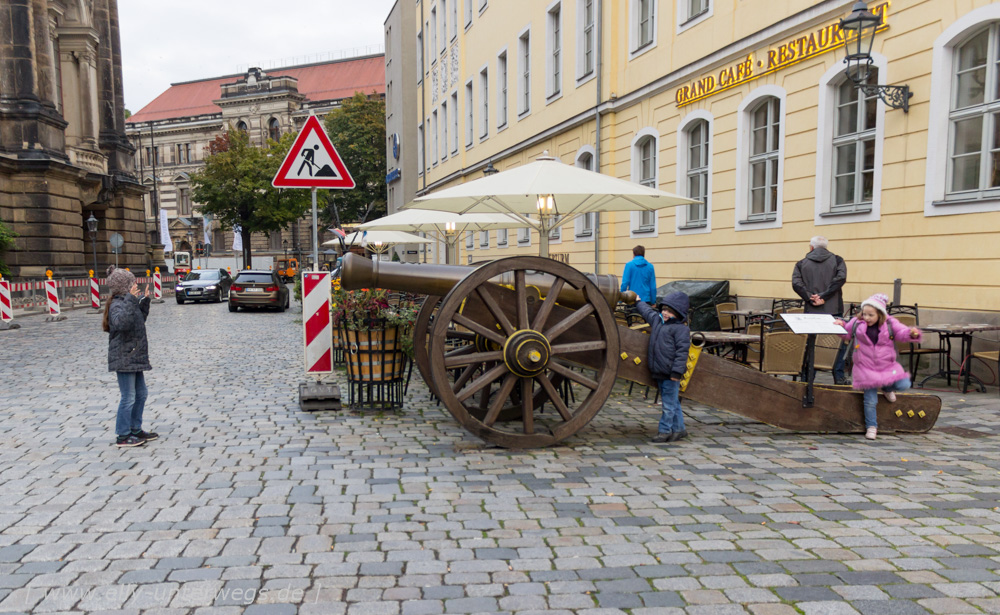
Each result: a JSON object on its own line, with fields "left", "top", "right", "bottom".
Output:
{"left": 0, "top": 279, "right": 12, "bottom": 322}
{"left": 302, "top": 272, "right": 333, "bottom": 374}
{"left": 3, "top": 274, "right": 179, "bottom": 318}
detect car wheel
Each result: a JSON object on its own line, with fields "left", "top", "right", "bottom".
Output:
{"left": 214, "top": 291, "right": 222, "bottom": 303}
{"left": 228, "top": 303, "right": 238, "bottom": 312}
{"left": 176, "top": 297, "right": 185, "bottom": 304}
{"left": 285, "top": 294, "right": 290, "bottom": 309}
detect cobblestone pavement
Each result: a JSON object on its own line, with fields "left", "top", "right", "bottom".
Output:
{"left": 2, "top": 299, "right": 1000, "bottom": 615}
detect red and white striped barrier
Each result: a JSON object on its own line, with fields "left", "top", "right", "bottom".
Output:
{"left": 0, "top": 279, "right": 12, "bottom": 322}
{"left": 302, "top": 272, "right": 332, "bottom": 374}
{"left": 153, "top": 272, "right": 162, "bottom": 300}
{"left": 45, "top": 279, "right": 60, "bottom": 316}
{"left": 90, "top": 278, "right": 100, "bottom": 309}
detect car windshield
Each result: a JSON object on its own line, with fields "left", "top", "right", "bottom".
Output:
{"left": 235, "top": 274, "right": 275, "bottom": 284}
{"left": 184, "top": 271, "right": 220, "bottom": 281}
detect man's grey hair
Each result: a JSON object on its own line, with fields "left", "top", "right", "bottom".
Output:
{"left": 809, "top": 236, "right": 828, "bottom": 250}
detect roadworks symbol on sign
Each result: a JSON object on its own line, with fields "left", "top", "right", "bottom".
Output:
{"left": 272, "top": 115, "right": 356, "bottom": 189}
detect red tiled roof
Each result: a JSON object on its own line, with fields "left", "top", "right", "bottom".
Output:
{"left": 128, "top": 55, "right": 385, "bottom": 124}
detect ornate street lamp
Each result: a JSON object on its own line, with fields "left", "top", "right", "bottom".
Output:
{"left": 482, "top": 160, "right": 498, "bottom": 176}
{"left": 839, "top": 1, "right": 912, "bottom": 112}
{"left": 86, "top": 212, "right": 98, "bottom": 274}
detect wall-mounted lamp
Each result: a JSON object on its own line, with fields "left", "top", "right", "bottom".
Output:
{"left": 839, "top": 1, "right": 912, "bottom": 112}
{"left": 482, "top": 161, "right": 498, "bottom": 176}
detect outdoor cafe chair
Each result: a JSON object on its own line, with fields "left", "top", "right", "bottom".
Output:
{"left": 716, "top": 300, "right": 738, "bottom": 332}
{"left": 887, "top": 304, "right": 948, "bottom": 384}
{"left": 970, "top": 345, "right": 999, "bottom": 397}
{"left": 812, "top": 334, "right": 843, "bottom": 376}
{"left": 756, "top": 319, "right": 808, "bottom": 380}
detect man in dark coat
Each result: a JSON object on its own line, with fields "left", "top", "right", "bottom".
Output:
{"left": 792, "top": 236, "right": 848, "bottom": 383}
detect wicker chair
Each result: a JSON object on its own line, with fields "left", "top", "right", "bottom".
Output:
{"left": 760, "top": 330, "right": 808, "bottom": 379}
{"left": 813, "top": 334, "right": 843, "bottom": 374}
{"left": 971, "top": 347, "right": 999, "bottom": 397}
{"left": 716, "top": 301, "right": 738, "bottom": 332}
{"left": 887, "top": 304, "right": 948, "bottom": 384}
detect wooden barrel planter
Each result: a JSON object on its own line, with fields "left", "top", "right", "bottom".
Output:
{"left": 340, "top": 318, "right": 410, "bottom": 410}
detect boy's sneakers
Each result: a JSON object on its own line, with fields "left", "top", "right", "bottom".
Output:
{"left": 651, "top": 432, "right": 672, "bottom": 443}
{"left": 116, "top": 434, "right": 145, "bottom": 447}
{"left": 668, "top": 430, "right": 689, "bottom": 442}
{"left": 884, "top": 391, "right": 897, "bottom": 403}
{"left": 132, "top": 430, "right": 158, "bottom": 441}
{"left": 865, "top": 427, "right": 878, "bottom": 440}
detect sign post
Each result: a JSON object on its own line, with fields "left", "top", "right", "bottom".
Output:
{"left": 779, "top": 313, "right": 848, "bottom": 408}
{"left": 273, "top": 114, "right": 355, "bottom": 409}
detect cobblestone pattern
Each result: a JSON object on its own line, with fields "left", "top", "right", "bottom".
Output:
{"left": 1, "top": 300, "right": 999, "bottom": 614}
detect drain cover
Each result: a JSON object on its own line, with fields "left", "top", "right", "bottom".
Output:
{"left": 936, "top": 426, "right": 991, "bottom": 438}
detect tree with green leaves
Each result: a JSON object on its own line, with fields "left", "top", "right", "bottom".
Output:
{"left": 190, "top": 129, "right": 311, "bottom": 268}
{"left": 323, "top": 92, "right": 387, "bottom": 225}
{"left": 0, "top": 217, "right": 15, "bottom": 278}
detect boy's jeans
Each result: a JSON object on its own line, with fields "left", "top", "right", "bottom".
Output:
{"left": 657, "top": 379, "right": 684, "bottom": 434}
{"left": 862, "top": 377, "right": 911, "bottom": 429}
{"left": 116, "top": 371, "right": 147, "bottom": 437}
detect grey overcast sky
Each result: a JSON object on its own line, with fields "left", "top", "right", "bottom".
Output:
{"left": 119, "top": 0, "right": 396, "bottom": 113}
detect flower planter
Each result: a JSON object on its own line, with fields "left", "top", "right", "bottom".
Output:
{"left": 339, "top": 318, "right": 410, "bottom": 410}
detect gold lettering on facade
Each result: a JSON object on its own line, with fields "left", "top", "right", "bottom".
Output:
{"left": 675, "top": 2, "right": 889, "bottom": 107}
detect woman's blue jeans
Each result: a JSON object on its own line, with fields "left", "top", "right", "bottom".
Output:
{"left": 116, "top": 371, "right": 147, "bottom": 436}
{"left": 863, "top": 377, "right": 911, "bottom": 429}
{"left": 657, "top": 379, "right": 684, "bottom": 434}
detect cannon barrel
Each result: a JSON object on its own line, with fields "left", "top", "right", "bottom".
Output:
{"left": 340, "top": 253, "right": 635, "bottom": 310}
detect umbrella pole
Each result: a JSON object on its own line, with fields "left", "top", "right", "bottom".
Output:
{"left": 538, "top": 215, "right": 551, "bottom": 259}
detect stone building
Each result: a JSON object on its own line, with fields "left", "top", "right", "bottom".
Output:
{"left": 125, "top": 54, "right": 385, "bottom": 263}
{"left": 0, "top": 0, "right": 146, "bottom": 279}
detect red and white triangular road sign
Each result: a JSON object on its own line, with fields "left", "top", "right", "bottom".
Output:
{"left": 272, "top": 115, "right": 356, "bottom": 189}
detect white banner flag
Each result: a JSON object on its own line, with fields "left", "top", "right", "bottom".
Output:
{"left": 232, "top": 225, "right": 243, "bottom": 251}
{"left": 159, "top": 209, "right": 173, "bottom": 252}
{"left": 203, "top": 218, "right": 211, "bottom": 245}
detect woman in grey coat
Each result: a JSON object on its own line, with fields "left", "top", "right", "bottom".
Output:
{"left": 103, "top": 266, "right": 157, "bottom": 447}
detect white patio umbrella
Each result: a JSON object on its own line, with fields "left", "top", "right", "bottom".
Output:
{"left": 358, "top": 209, "right": 537, "bottom": 264}
{"left": 323, "top": 229, "right": 431, "bottom": 257}
{"left": 406, "top": 152, "right": 699, "bottom": 257}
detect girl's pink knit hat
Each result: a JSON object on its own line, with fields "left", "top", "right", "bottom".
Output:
{"left": 861, "top": 293, "right": 889, "bottom": 317}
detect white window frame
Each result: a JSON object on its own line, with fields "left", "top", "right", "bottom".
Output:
{"left": 815, "top": 56, "right": 886, "bottom": 227}
{"left": 479, "top": 65, "right": 489, "bottom": 140}
{"left": 417, "top": 30, "right": 424, "bottom": 79}
{"left": 574, "top": 146, "right": 596, "bottom": 241}
{"left": 480, "top": 230, "right": 490, "bottom": 247}
{"left": 518, "top": 26, "right": 532, "bottom": 118}
{"left": 440, "top": 101, "right": 449, "bottom": 161}
{"left": 466, "top": 231, "right": 474, "bottom": 249}
{"left": 497, "top": 228, "right": 508, "bottom": 247}
{"left": 677, "top": 0, "right": 712, "bottom": 34}
{"left": 734, "top": 85, "right": 785, "bottom": 232}
{"left": 465, "top": 0, "right": 473, "bottom": 28}
{"left": 628, "top": 0, "right": 657, "bottom": 60}
{"left": 675, "top": 111, "right": 713, "bottom": 235}
{"left": 546, "top": 1, "right": 563, "bottom": 102}
{"left": 450, "top": 0, "right": 458, "bottom": 40}
{"left": 465, "top": 79, "right": 474, "bottom": 148}
{"left": 925, "top": 5, "right": 1000, "bottom": 217}
{"left": 450, "top": 91, "right": 459, "bottom": 154}
{"left": 497, "top": 48, "right": 509, "bottom": 131}
{"left": 576, "top": 0, "right": 597, "bottom": 86}
{"left": 630, "top": 128, "right": 659, "bottom": 238}
{"left": 479, "top": 0, "right": 487, "bottom": 13}
{"left": 417, "top": 123, "right": 424, "bottom": 175}
{"left": 431, "top": 111, "right": 439, "bottom": 166}
{"left": 429, "top": 11, "right": 437, "bottom": 64}
{"left": 439, "top": 2, "right": 447, "bottom": 53}
{"left": 518, "top": 215, "right": 532, "bottom": 246}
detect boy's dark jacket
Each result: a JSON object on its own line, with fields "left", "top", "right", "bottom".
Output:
{"left": 636, "top": 292, "right": 691, "bottom": 380}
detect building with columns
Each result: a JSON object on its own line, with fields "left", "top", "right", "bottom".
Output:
{"left": 385, "top": 0, "right": 1000, "bottom": 322}
{"left": 125, "top": 54, "right": 385, "bottom": 262}
{"left": 0, "top": 0, "right": 146, "bottom": 279}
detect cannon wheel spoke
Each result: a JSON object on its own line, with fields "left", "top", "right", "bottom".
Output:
{"left": 427, "top": 256, "right": 620, "bottom": 448}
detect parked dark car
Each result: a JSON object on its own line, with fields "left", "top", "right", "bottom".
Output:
{"left": 175, "top": 269, "right": 232, "bottom": 304}
{"left": 229, "top": 270, "right": 290, "bottom": 312}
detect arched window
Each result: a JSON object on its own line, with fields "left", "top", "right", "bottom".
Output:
{"left": 268, "top": 118, "right": 281, "bottom": 142}
{"left": 831, "top": 68, "right": 879, "bottom": 211}
{"left": 574, "top": 147, "right": 595, "bottom": 239}
{"left": 236, "top": 120, "right": 248, "bottom": 133}
{"left": 748, "top": 97, "right": 780, "bottom": 218}
{"left": 630, "top": 129, "right": 659, "bottom": 236}
{"left": 685, "top": 119, "right": 709, "bottom": 226}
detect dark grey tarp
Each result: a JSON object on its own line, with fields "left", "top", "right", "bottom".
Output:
{"left": 656, "top": 280, "right": 731, "bottom": 332}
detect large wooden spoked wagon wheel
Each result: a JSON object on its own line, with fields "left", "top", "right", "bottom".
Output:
{"left": 427, "top": 256, "right": 620, "bottom": 448}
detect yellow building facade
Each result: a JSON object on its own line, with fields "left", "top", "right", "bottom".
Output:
{"left": 400, "top": 0, "right": 1000, "bottom": 318}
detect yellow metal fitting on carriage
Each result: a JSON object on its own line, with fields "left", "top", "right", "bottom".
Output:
{"left": 896, "top": 409, "right": 903, "bottom": 417}
{"left": 679, "top": 344, "right": 703, "bottom": 393}
{"left": 918, "top": 410, "right": 926, "bottom": 418}
{"left": 906, "top": 410, "right": 914, "bottom": 417}
{"left": 620, "top": 352, "right": 629, "bottom": 360}
{"left": 633, "top": 357, "right": 641, "bottom": 365}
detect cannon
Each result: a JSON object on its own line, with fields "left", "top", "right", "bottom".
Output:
{"left": 342, "top": 253, "right": 941, "bottom": 448}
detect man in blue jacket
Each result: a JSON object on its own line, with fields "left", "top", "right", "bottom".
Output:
{"left": 621, "top": 245, "right": 657, "bottom": 304}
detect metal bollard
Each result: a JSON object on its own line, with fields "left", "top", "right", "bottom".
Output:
{"left": 893, "top": 278, "right": 902, "bottom": 306}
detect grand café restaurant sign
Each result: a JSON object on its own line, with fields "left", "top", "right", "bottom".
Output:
{"left": 675, "top": 2, "right": 890, "bottom": 107}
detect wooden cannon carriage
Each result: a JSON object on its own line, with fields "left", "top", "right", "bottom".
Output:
{"left": 341, "top": 253, "right": 941, "bottom": 448}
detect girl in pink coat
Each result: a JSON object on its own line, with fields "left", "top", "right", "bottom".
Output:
{"left": 834, "top": 293, "right": 921, "bottom": 441}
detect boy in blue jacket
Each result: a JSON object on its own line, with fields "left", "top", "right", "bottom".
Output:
{"left": 636, "top": 291, "right": 691, "bottom": 443}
